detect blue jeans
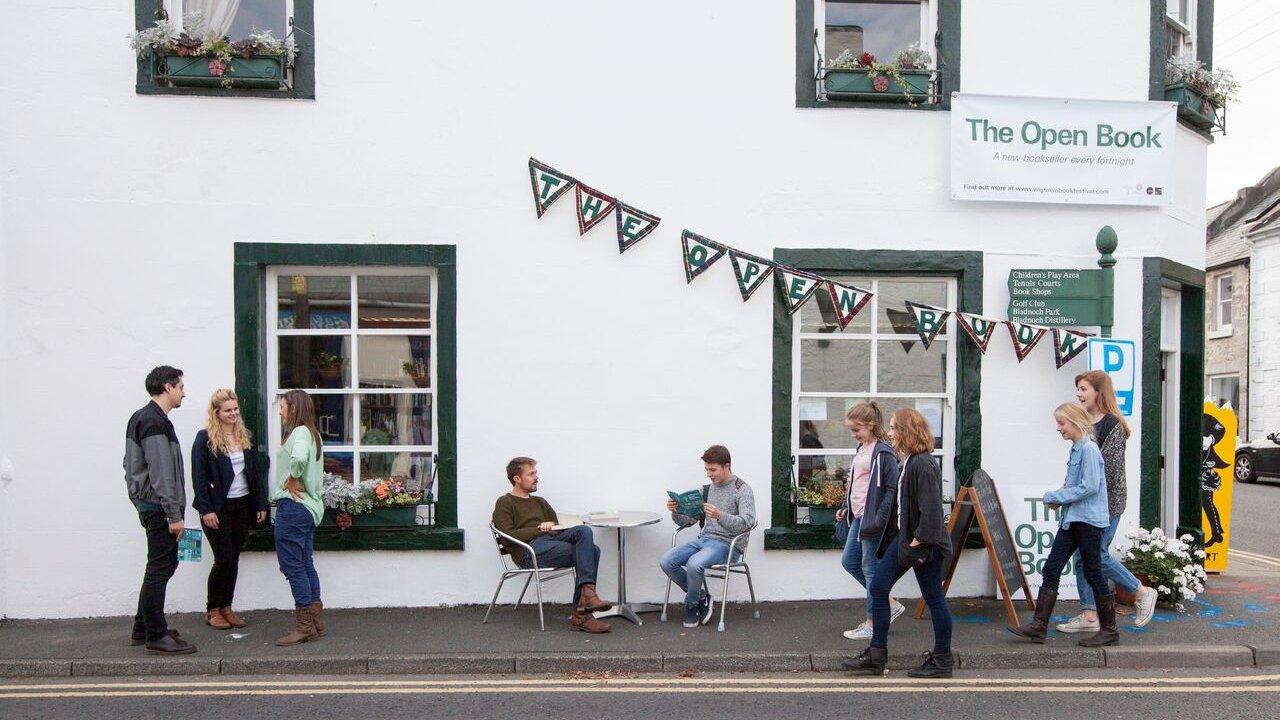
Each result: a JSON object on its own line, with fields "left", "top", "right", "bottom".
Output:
{"left": 1073, "top": 515, "right": 1140, "bottom": 610}
{"left": 840, "top": 515, "right": 880, "bottom": 615}
{"left": 660, "top": 535, "right": 736, "bottom": 610}
{"left": 519, "top": 525, "right": 600, "bottom": 605}
{"left": 274, "top": 499, "right": 321, "bottom": 609}
{"left": 869, "top": 536, "right": 952, "bottom": 652}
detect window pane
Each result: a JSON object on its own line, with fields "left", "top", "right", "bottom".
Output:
{"left": 359, "top": 451, "right": 435, "bottom": 492}
{"left": 880, "top": 396, "right": 946, "bottom": 449}
{"left": 312, "top": 393, "right": 354, "bottom": 446}
{"left": 878, "top": 340, "right": 947, "bottom": 393}
{"left": 358, "top": 275, "right": 431, "bottom": 330}
{"left": 796, "top": 454, "right": 853, "bottom": 495}
{"left": 360, "top": 393, "right": 433, "bottom": 446}
{"left": 800, "top": 339, "right": 871, "bottom": 392}
{"left": 1210, "top": 377, "right": 1239, "bottom": 414}
{"left": 825, "top": 1, "right": 921, "bottom": 60}
{"left": 798, "top": 397, "right": 861, "bottom": 450}
{"left": 358, "top": 336, "right": 432, "bottom": 389}
{"left": 278, "top": 336, "right": 351, "bottom": 389}
{"left": 227, "top": 0, "right": 289, "bottom": 39}
{"left": 877, "top": 279, "right": 948, "bottom": 333}
{"left": 278, "top": 275, "right": 351, "bottom": 330}
{"left": 799, "top": 275, "right": 872, "bottom": 332}
{"left": 323, "top": 451, "right": 355, "bottom": 483}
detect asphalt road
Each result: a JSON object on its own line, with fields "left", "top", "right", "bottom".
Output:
{"left": 1228, "top": 475, "right": 1280, "bottom": 557}
{"left": 2, "top": 670, "right": 1278, "bottom": 720}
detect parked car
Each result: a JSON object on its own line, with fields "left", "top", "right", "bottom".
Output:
{"left": 1235, "top": 432, "right": 1280, "bottom": 483}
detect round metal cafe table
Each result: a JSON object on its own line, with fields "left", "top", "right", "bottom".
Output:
{"left": 583, "top": 510, "right": 662, "bottom": 625}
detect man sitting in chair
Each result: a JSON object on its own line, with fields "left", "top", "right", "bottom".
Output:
{"left": 491, "top": 456, "right": 613, "bottom": 633}
{"left": 660, "top": 445, "right": 757, "bottom": 628}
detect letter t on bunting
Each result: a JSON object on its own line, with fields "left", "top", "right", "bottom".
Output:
{"left": 614, "top": 202, "right": 661, "bottom": 253}
{"left": 1051, "top": 328, "right": 1093, "bottom": 369}
{"left": 956, "top": 311, "right": 1001, "bottom": 353}
{"left": 776, "top": 266, "right": 823, "bottom": 314}
{"left": 1006, "top": 320, "right": 1049, "bottom": 362}
{"left": 826, "top": 281, "right": 873, "bottom": 329}
{"left": 528, "top": 158, "right": 577, "bottom": 218}
{"left": 574, "top": 183, "right": 617, "bottom": 235}
{"left": 905, "top": 301, "right": 951, "bottom": 349}
{"left": 729, "top": 249, "right": 775, "bottom": 302}
{"left": 681, "top": 230, "right": 727, "bottom": 283}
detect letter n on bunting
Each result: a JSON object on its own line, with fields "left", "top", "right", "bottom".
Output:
{"left": 614, "top": 202, "right": 661, "bottom": 253}
{"left": 956, "top": 311, "right": 1001, "bottom": 353}
{"left": 777, "top": 267, "right": 823, "bottom": 314}
{"left": 905, "top": 301, "right": 951, "bottom": 349}
{"left": 1006, "top": 320, "right": 1048, "bottom": 362}
{"left": 826, "top": 281, "right": 873, "bottom": 329}
{"left": 729, "top": 249, "right": 775, "bottom": 302}
{"left": 1051, "top": 328, "right": 1092, "bottom": 369}
{"left": 574, "top": 183, "right": 617, "bottom": 235}
{"left": 528, "top": 158, "right": 576, "bottom": 218}
{"left": 681, "top": 230, "right": 727, "bottom": 283}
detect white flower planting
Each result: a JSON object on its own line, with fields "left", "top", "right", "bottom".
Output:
{"left": 1121, "top": 526, "right": 1206, "bottom": 607}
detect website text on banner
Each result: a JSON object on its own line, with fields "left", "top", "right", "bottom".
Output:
{"left": 950, "top": 94, "right": 1176, "bottom": 206}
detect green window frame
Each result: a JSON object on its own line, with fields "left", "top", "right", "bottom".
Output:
{"left": 796, "top": 0, "right": 962, "bottom": 110}
{"left": 1149, "top": 0, "right": 1216, "bottom": 136}
{"left": 133, "top": 0, "right": 316, "bottom": 100}
{"left": 236, "top": 243, "right": 461, "bottom": 551}
{"left": 765, "top": 249, "right": 982, "bottom": 549}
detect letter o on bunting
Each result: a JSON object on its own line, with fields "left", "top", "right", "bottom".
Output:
{"left": 956, "top": 311, "right": 1000, "bottom": 353}
{"left": 681, "top": 230, "right": 727, "bottom": 283}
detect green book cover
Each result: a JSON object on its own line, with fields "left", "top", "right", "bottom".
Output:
{"left": 178, "top": 528, "right": 203, "bottom": 563}
{"left": 667, "top": 489, "right": 704, "bottom": 518}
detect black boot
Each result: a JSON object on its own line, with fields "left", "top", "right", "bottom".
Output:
{"left": 842, "top": 646, "right": 888, "bottom": 676}
{"left": 906, "top": 650, "right": 955, "bottom": 679}
{"left": 1008, "top": 588, "right": 1057, "bottom": 643}
{"left": 1079, "top": 594, "right": 1120, "bottom": 647}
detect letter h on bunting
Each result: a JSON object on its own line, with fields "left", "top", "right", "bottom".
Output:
{"left": 574, "top": 184, "right": 617, "bottom": 235}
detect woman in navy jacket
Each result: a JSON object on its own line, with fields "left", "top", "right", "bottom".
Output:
{"left": 192, "top": 389, "right": 268, "bottom": 629}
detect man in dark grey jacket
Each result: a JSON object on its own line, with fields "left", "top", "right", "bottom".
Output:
{"left": 123, "top": 365, "right": 196, "bottom": 655}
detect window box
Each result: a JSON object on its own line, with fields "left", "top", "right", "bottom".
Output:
{"left": 797, "top": 505, "right": 838, "bottom": 526}
{"left": 1164, "top": 83, "right": 1223, "bottom": 132}
{"left": 823, "top": 69, "right": 933, "bottom": 102}
{"left": 154, "top": 54, "right": 288, "bottom": 90}
{"left": 319, "top": 506, "right": 416, "bottom": 529}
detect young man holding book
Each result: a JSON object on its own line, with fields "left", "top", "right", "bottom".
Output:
{"left": 660, "top": 445, "right": 757, "bottom": 628}
{"left": 491, "top": 457, "right": 614, "bottom": 633}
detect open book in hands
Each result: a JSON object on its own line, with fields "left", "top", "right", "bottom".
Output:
{"left": 667, "top": 489, "right": 704, "bottom": 518}
{"left": 552, "top": 512, "right": 584, "bottom": 531}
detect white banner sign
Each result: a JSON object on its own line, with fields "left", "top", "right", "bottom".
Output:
{"left": 1002, "top": 484, "right": 1079, "bottom": 601}
{"left": 951, "top": 93, "right": 1176, "bottom": 206}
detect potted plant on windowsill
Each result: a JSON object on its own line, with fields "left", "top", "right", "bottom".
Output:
{"left": 314, "top": 350, "right": 345, "bottom": 383}
{"left": 792, "top": 470, "right": 845, "bottom": 526}
{"left": 823, "top": 43, "right": 934, "bottom": 105}
{"left": 1163, "top": 57, "right": 1237, "bottom": 133}
{"left": 128, "top": 11, "right": 297, "bottom": 90}
{"left": 402, "top": 360, "right": 430, "bottom": 388}
{"left": 319, "top": 474, "right": 425, "bottom": 530}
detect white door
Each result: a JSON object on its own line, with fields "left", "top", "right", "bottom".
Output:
{"left": 1160, "top": 288, "right": 1181, "bottom": 534}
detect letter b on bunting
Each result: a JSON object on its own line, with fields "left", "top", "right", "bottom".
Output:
{"left": 905, "top": 301, "right": 951, "bottom": 349}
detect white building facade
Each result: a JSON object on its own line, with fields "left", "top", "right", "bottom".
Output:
{"left": 0, "top": 1, "right": 1216, "bottom": 618}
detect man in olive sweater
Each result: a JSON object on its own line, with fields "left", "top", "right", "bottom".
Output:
{"left": 492, "top": 457, "right": 613, "bottom": 633}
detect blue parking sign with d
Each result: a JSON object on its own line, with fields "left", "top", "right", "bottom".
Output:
{"left": 1087, "top": 338, "right": 1136, "bottom": 416}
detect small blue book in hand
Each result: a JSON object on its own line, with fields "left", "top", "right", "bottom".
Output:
{"left": 667, "top": 489, "right": 704, "bottom": 518}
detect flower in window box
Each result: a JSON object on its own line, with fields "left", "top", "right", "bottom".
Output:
{"left": 336, "top": 512, "right": 353, "bottom": 530}
{"left": 873, "top": 76, "right": 889, "bottom": 92}
{"left": 207, "top": 59, "right": 227, "bottom": 77}
{"left": 859, "top": 51, "right": 875, "bottom": 68}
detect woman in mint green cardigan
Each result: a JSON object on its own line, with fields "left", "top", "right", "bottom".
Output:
{"left": 272, "top": 390, "right": 326, "bottom": 646}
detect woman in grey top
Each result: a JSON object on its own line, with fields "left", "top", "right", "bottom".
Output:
{"left": 1056, "top": 370, "right": 1158, "bottom": 634}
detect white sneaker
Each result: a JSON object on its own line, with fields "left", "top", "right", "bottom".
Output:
{"left": 888, "top": 600, "right": 907, "bottom": 623}
{"left": 1133, "top": 587, "right": 1157, "bottom": 628}
{"left": 1055, "top": 613, "right": 1100, "bottom": 633}
{"left": 842, "top": 619, "right": 873, "bottom": 640}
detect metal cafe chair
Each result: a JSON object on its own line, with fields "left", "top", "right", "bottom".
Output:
{"left": 659, "top": 523, "right": 760, "bottom": 631}
{"left": 482, "top": 523, "right": 577, "bottom": 631}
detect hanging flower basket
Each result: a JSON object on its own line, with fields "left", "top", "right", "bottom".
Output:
{"left": 155, "top": 54, "right": 286, "bottom": 90}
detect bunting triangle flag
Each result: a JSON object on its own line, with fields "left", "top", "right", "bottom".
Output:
{"left": 614, "top": 202, "right": 661, "bottom": 253}
{"left": 776, "top": 266, "right": 823, "bottom": 314}
{"left": 826, "top": 281, "right": 873, "bottom": 330}
{"left": 681, "top": 230, "right": 727, "bottom": 283}
{"left": 1052, "top": 328, "right": 1093, "bottom": 369}
{"left": 574, "top": 183, "right": 617, "bottom": 235}
{"left": 1006, "top": 320, "right": 1048, "bottom": 362}
{"left": 728, "top": 249, "right": 775, "bottom": 302}
{"left": 955, "top": 311, "right": 1001, "bottom": 354}
{"left": 528, "top": 158, "right": 576, "bottom": 218}
{"left": 905, "top": 301, "right": 951, "bottom": 349}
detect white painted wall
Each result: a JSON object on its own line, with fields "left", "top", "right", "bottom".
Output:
{"left": 1250, "top": 234, "right": 1280, "bottom": 441}
{"left": 0, "top": 1, "right": 1207, "bottom": 618}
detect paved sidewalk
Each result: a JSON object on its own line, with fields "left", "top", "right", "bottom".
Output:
{"left": 2, "top": 571, "right": 1277, "bottom": 677}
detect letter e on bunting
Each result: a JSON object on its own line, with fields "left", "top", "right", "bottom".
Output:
{"left": 729, "top": 249, "right": 775, "bottom": 302}
{"left": 777, "top": 267, "right": 823, "bottom": 315}
{"left": 1051, "top": 328, "right": 1092, "bottom": 369}
{"left": 574, "top": 183, "right": 617, "bottom": 235}
{"left": 528, "top": 158, "right": 576, "bottom": 218}
{"left": 614, "top": 202, "right": 661, "bottom": 253}
{"left": 826, "top": 281, "right": 873, "bottom": 329}
{"left": 905, "top": 301, "right": 951, "bottom": 349}
{"left": 956, "top": 311, "right": 1001, "bottom": 354}
{"left": 681, "top": 230, "right": 726, "bottom": 283}
{"left": 1006, "top": 320, "right": 1048, "bottom": 362}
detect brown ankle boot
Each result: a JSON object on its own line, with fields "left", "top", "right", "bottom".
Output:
{"left": 275, "top": 607, "right": 319, "bottom": 646}
{"left": 308, "top": 601, "right": 325, "bottom": 636}
{"left": 576, "top": 584, "right": 613, "bottom": 613}
{"left": 220, "top": 607, "right": 247, "bottom": 628}
{"left": 570, "top": 610, "right": 611, "bottom": 633}
{"left": 206, "top": 608, "right": 231, "bottom": 630}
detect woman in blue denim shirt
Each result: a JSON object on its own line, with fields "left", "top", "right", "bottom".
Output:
{"left": 1009, "top": 403, "right": 1119, "bottom": 648}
